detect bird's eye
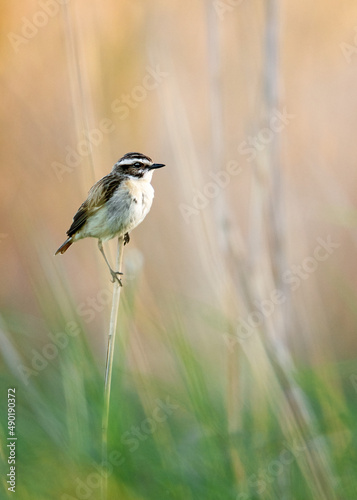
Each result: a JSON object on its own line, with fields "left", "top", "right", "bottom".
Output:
{"left": 134, "top": 162, "right": 141, "bottom": 167}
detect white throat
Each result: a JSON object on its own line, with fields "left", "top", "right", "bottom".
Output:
{"left": 135, "top": 170, "right": 153, "bottom": 183}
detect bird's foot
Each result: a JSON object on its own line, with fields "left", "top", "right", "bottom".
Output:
{"left": 110, "top": 269, "right": 123, "bottom": 286}
{"left": 124, "top": 233, "right": 130, "bottom": 245}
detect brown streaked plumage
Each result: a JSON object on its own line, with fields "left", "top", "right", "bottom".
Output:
{"left": 55, "top": 152, "right": 165, "bottom": 285}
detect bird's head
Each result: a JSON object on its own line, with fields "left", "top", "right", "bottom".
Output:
{"left": 112, "top": 152, "right": 165, "bottom": 179}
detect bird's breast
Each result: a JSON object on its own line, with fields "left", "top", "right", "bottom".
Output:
{"left": 122, "top": 178, "right": 154, "bottom": 214}
{"left": 106, "top": 178, "right": 155, "bottom": 235}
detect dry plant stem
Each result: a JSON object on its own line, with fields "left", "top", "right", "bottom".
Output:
{"left": 205, "top": 2, "right": 243, "bottom": 485}
{"left": 101, "top": 236, "right": 124, "bottom": 500}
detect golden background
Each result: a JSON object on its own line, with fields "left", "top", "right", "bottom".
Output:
{"left": 0, "top": 1, "right": 357, "bottom": 498}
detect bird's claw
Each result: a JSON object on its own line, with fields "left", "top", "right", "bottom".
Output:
{"left": 110, "top": 270, "right": 123, "bottom": 286}
{"left": 124, "top": 233, "right": 130, "bottom": 245}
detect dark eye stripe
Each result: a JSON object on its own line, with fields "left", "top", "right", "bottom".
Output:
{"left": 114, "top": 157, "right": 151, "bottom": 169}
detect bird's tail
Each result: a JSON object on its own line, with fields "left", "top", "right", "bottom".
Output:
{"left": 55, "top": 237, "right": 73, "bottom": 255}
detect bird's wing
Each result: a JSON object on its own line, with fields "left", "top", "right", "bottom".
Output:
{"left": 67, "top": 174, "right": 121, "bottom": 236}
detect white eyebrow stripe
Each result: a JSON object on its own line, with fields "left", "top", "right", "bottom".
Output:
{"left": 117, "top": 158, "right": 151, "bottom": 167}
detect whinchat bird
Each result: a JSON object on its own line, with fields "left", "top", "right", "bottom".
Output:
{"left": 55, "top": 152, "right": 165, "bottom": 285}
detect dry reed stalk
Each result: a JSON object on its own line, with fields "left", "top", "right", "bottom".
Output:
{"left": 255, "top": 2, "right": 338, "bottom": 496}
{"left": 205, "top": 2, "right": 246, "bottom": 486}
{"left": 101, "top": 236, "right": 124, "bottom": 500}
{"left": 62, "top": 1, "right": 96, "bottom": 183}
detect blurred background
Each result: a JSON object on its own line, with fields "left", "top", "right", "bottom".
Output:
{"left": 1, "top": 0, "right": 357, "bottom": 499}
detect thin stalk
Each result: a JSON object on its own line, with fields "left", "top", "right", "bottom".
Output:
{"left": 101, "top": 236, "right": 124, "bottom": 500}
{"left": 261, "top": 2, "right": 337, "bottom": 497}
{"left": 205, "top": 1, "right": 244, "bottom": 486}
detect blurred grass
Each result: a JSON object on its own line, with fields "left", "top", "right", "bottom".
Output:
{"left": 0, "top": 280, "right": 357, "bottom": 500}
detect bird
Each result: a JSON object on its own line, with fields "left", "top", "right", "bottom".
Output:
{"left": 55, "top": 152, "right": 165, "bottom": 285}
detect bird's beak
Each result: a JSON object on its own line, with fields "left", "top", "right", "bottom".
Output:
{"left": 150, "top": 163, "right": 165, "bottom": 169}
